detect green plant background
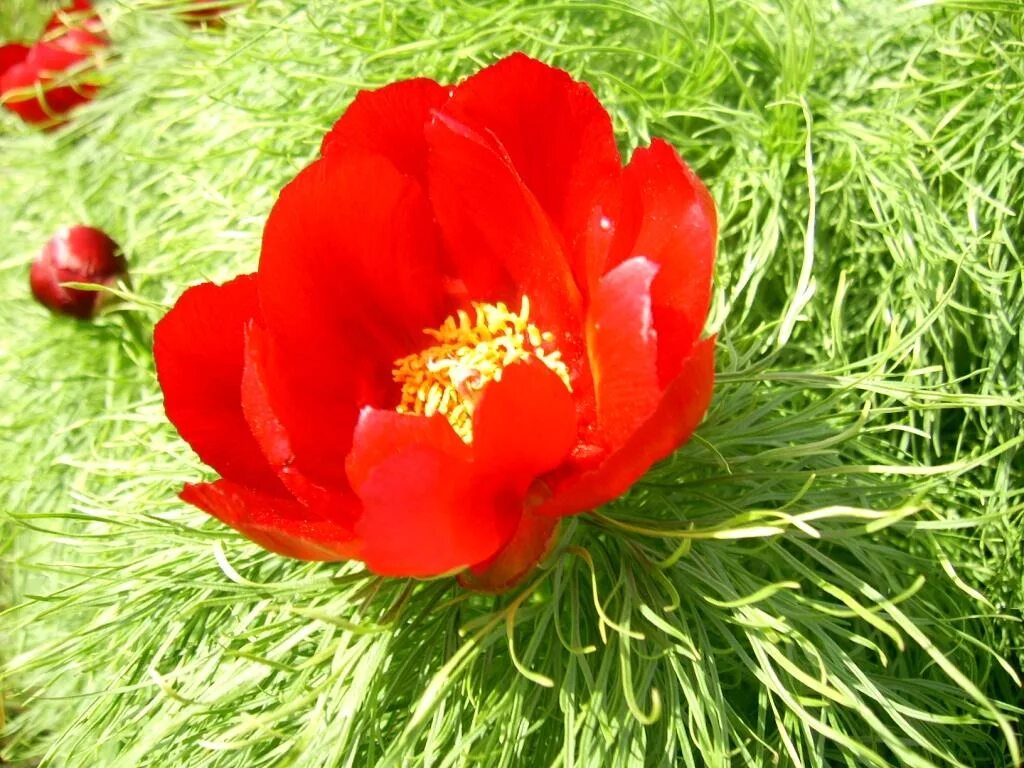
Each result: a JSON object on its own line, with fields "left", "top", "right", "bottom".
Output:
{"left": 1, "top": 1, "right": 1021, "bottom": 766}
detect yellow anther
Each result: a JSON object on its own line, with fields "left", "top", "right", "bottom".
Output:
{"left": 392, "top": 296, "right": 571, "bottom": 443}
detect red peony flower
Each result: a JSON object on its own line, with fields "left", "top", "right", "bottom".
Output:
{"left": 30, "top": 225, "right": 127, "bottom": 319}
{"left": 0, "top": 0, "right": 108, "bottom": 128}
{"left": 154, "top": 53, "right": 716, "bottom": 590}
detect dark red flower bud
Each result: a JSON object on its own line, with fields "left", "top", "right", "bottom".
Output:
{"left": 30, "top": 225, "right": 127, "bottom": 319}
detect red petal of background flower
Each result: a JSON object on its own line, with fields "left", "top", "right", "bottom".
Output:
{"left": 347, "top": 410, "right": 516, "bottom": 576}
{"left": 29, "top": 28, "right": 105, "bottom": 70}
{"left": 181, "top": 480, "right": 359, "bottom": 561}
{"left": 320, "top": 77, "right": 449, "bottom": 185}
{"left": 154, "top": 275, "right": 285, "bottom": 494}
{"left": 36, "top": 82, "right": 94, "bottom": 118}
{"left": 426, "top": 110, "right": 583, "bottom": 353}
{"left": 1, "top": 61, "right": 53, "bottom": 124}
{"left": 606, "top": 140, "right": 716, "bottom": 385}
{"left": 2, "top": 29, "right": 103, "bottom": 125}
{"left": 0, "top": 43, "right": 28, "bottom": 77}
{"left": 441, "top": 53, "right": 622, "bottom": 298}
{"left": 258, "top": 150, "right": 448, "bottom": 486}
{"left": 540, "top": 336, "right": 715, "bottom": 518}
{"left": 587, "top": 256, "right": 662, "bottom": 449}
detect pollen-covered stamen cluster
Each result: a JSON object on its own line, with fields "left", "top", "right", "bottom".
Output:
{"left": 392, "top": 296, "right": 572, "bottom": 443}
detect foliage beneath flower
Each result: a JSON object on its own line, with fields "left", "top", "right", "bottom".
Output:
{"left": 1, "top": 1, "right": 1022, "bottom": 766}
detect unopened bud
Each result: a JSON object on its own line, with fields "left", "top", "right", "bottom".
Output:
{"left": 30, "top": 225, "right": 127, "bottom": 319}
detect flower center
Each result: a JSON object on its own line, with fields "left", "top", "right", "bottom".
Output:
{"left": 392, "top": 296, "right": 572, "bottom": 443}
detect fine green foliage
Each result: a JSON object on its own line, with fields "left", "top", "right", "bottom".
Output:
{"left": 2, "top": 1, "right": 1022, "bottom": 766}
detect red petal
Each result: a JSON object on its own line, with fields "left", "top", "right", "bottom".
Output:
{"left": 238, "top": 322, "right": 305, "bottom": 482}
{"left": 182, "top": 480, "right": 359, "bottom": 561}
{"left": 458, "top": 511, "right": 560, "bottom": 593}
{"left": 451, "top": 362, "right": 575, "bottom": 590}
{"left": 345, "top": 408, "right": 469, "bottom": 490}
{"left": 30, "top": 29, "right": 105, "bottom": 70}
{"left": 441, "top": 53, "right": 622, "bottom": 297}
{"left": 606, "top": 140, "right": 716, "bottom": 384}
{"left": 154, "top": 275, "right": 284, "bottom": 494}
{"left": 1, "top": 61, "right": 52, "bottom": 125}
{"left": 34, "top": 81, "right": 94, "bottom": 119}
{"left": 426, "top": 110, "right": 583, "bottom": 354}
{"left": 472, "top": 360, "right": 577, "bottom": 488}
{"left": 320, "top": 77, "right": 449, "bottom": 184}
{"left": 587, "top": 256, "right": 662, "bottom": 449}
{"left": 540, "top": 336, "right": 715, "bottom": 518}
{"left": 258, "top": 149, "right": 448, "bottom": 485}
{"left": 346, "top": 409, "right": 516, "bottom": 576}
{"left": 240, "top": 323, "right": 361, "bottom": 521}
{"left": 0, "top": 44, "right": 29, "bottom": 78}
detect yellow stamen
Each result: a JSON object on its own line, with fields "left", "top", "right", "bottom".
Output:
{"left": 392, "top": 296, "right": 571, "bottom": 443}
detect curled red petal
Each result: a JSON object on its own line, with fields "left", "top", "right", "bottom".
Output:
{"left": 541, "top": 336, "right": 715, "bottom": 518}
{"left": 182, "top": 480, "right": 359, "bottom": 561}
{"left": 587, "top": 256, "right": 662, "bottom": 450}
{"left": 607, "top": 140, "right": 716, "bottom": 384}
{"left": 258, "top": 149, "right": 448, "bottom": 485}
{"left": 346, "top": 409, "right": 516, "bottom": 577}
{"left": 240, "top": 322, "right": 361, "bottom": 521}
{"left": 320, "top": 77, "right": 450, "bottom": 184}
{"left": 442, "top": 53, "right": 622, "bottom": 297}
{"left": 153, "top": 275, "right": 284, "bottom": 494}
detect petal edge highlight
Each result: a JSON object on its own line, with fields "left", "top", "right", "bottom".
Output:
{"left": 154, "top": 275, "right": 283, "bottom": 494}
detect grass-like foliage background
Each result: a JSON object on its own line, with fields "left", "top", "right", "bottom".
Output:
{"left": 2, "top": 1, "right": 1022, "bottom": 766}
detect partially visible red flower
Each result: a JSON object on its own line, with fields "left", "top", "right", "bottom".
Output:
{"left": 30, "top": 225, "right": 127, "bottom": 319}
{"left": 0, "top": 0, "right": 108, "bottom": 128}
{"left": 154, "top": 54, "right": 716, "bottom": 591}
